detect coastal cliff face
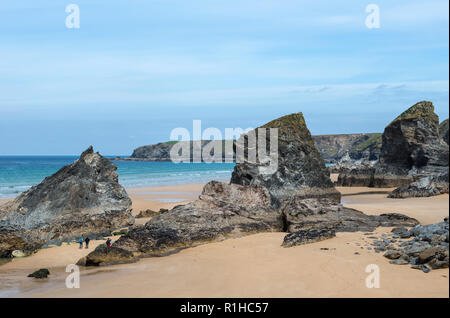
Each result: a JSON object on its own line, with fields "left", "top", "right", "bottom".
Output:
{"left": 127, "top": 134, "right": 381, "bottom": 163}
{"left": 79, "top": 112, "right": 418, "bottom": 266}
{"left": 131, "top": 140, "right": 234, "bottom": 162}
{"left": 313, "top": 133, "right": 381, "bottom": 162}
{"left": 0, "top": 146, "right": 133, "bottom": 258}
{"left": 337, "top": 101, "right": 449, "bottom": 197}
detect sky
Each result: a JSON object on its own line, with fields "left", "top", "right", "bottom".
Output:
{"left": 0, "top": 0, "right": 448, "bottom": 155}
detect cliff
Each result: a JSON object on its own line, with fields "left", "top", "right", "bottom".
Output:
{"left": 127, "top": 134, "right": 382, "bottom": 163}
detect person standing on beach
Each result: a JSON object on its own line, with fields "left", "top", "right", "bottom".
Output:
{"left": 85, "top": 237, "right": 90, "bottom": 249}
{"left": 106, "top": 238, "right": 112, "bottom": 248}
{"left": 77, "top": 237, "right": 83, "bottom": 249}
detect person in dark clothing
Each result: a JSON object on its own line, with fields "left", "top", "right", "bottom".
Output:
{"left": 106, "top": 238, "right": 112, "bottom": 247}
{"left": 85, "top": 237, "right": 90, "bottom": 249}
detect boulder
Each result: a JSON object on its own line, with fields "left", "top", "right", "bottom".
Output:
{"left": 231, "top": 112, "right": 341, "bottom": 206}
{"left": 77, "top": 244, "right": 137, "bottom": 266}
{"left": 282, "top": 229, "right": 336, "bottom": 247}
{"left": 0, "top": 146, "right": 133, "bottom": 258}
{"left": 383, "top": 218, "right": 449, "bottom": 271}
{"left": 28, "top": 268, "right": 50, "bottom": 279}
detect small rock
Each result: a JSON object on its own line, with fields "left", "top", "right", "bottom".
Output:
{"left": 28, "top": 269, "right": 50, "bottom": 279}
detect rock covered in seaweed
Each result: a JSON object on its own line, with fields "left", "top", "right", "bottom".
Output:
{"left": 0, "top": 146, "right": 133, "bottom": 258}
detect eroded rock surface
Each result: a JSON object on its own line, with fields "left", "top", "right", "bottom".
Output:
{"left": 337, "top": 101, "right": 449, "bottom": 196}
{"left": 382, "top": 218, "right": 449, "bottom": 272}
{"left": 80, "top": 184, "right": 418, "bottom": 265}
{"left": 79, "top": 113, "right": 420, "bottom": 266}
{"left": 231, "top": 112, "right": 341, "bottom": 206}
{"left": 0, "top": 146, "right": 133, "bottom": 258}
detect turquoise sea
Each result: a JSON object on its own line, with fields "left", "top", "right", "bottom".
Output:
{"left": 0, "top": 156, "right": 235, "bottom": 199}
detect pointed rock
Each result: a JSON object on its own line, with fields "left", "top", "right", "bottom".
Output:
{"left": 0, "top": 147, "right": 133, "bottom": 257}
{"left": 231, "top": 112, "right": 340, "bottom": 206}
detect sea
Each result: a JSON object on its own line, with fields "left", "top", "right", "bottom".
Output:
{"left": 0, "top": 156, "right": 236, "bottom": 199}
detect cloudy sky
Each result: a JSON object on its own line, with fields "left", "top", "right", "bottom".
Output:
{"left": 0, "top": 0, "right": 448, "bottom": 155}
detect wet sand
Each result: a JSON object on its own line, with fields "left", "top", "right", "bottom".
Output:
{"left": 0, "top": 183, "right": 448, "bottom": 298}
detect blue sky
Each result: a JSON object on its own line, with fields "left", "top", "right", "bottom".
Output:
{"left": 0, "top": 0, "right": 448, "bottom": 155}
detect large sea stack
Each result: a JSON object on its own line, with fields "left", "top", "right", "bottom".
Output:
{"left": 231, "top": 112, "right": 341, "bottom": 205}
{"left": 337, "top": 101, "right": 449, "bottom": 197}
{"left": 79, "top": 113, "right": 418, "bottom": 266}
{"left": 0, "top": 146, "right": 133, "bottom": 258}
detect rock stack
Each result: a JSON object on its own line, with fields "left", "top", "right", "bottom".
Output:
{"left": 338, "top": 101, "right": 449, "bottom": 197}
{"left": 0, "top": 146, "right": 133, "bottom": 258}
{"left": 231, "top": 112, "right": 341, "bottom": 205}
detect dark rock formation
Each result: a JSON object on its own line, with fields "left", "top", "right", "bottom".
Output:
{"left": 282, "top": 198, "right": 419, "bottom": 233}
{"left": 79, "top": 183, "right": 418, "bottom": 265}
{"left": 231, "top": 112, "right": 341, "bottom": 206}
{"left": 388, "top": 173, "right": 449, "bottom": 198}
{"left": 439, "top": 119, "right": 449, "bottom": 145}
{"left": 282, "top": 228, "right": 336, "bottom": 247}
{"left": 337, "top": 101, "right": 449, "bottom": 195}
{"left": 80, "top": 181, "right": 283, "bottom": 265}
{"left": 0, "top": 146, "right": 133, "bottom": 258}
{"left": 383, "top": 218, "right": 449, "bottom": 272}
{"left": 28, "top": 268, "right": 50, "bottom": 279}
{"left": 77, "top": 244, "right": 137, "bottom": 266}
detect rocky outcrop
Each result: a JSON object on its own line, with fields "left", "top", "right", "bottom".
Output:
{"left": 130, "top": 140, "right": 234, "bottom": 162}
{"left": 313, "top": 133, "right": 381, "bottom": 162}
{"left": 79, "top": 181, "right": 283, "bottom": 265}
{"left": 231, "top": 112, "right": 341, "bottom": 205}
{"left": 80, "top": 187, "right": 419, "bottom": 265}
{"left": 388, "top": 173, "right": 449, "bottom": 198}
{"left": 440, "top": 119, "right": 449, "bottom": 145}
{"left": 382, "top": 218, "right": 449, "bottom": 272}
{"left": 79, "top": 112, "right": 421, "bottom": 266}
{"left": 0, "top": 146, "right": 133, "bottom": 258}
{"left": 337, "top": 101, "right": 449, "bottom": 194}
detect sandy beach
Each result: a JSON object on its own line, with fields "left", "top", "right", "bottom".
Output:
{"left": 0, "top": 182, "right": 448, "bottom": 298}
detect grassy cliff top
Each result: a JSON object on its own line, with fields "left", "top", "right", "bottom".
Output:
{"left": 392, "top": 101, "right": 438, "bottom": 126}
{"left": 353, "top": 133, "right": 382, "bottom": 151}
{"left": 260, "top": 112, "right": 314, "bottom": 143}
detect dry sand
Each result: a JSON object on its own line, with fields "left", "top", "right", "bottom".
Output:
{"left": 0, "top": 183, "right": 448, "bottom": 298}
